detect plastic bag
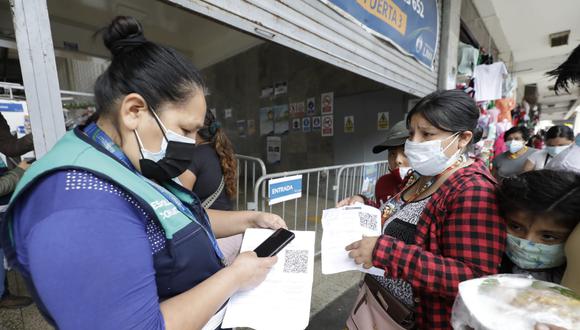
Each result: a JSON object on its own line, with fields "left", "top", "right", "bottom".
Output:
{"left": 451, "top": 274, "right": 580, "bottom": 330}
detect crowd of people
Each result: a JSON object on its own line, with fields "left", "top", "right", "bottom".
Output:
{"left": 0, "top": 15, "right": 578, "bottom": 330}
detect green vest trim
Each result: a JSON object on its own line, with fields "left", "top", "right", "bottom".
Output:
{"left": 8, "top": 131, "right": 195, "bottom": 240}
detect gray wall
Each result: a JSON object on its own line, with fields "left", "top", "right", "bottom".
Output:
{"left": 202, "top": 43, "right": 411, "bottom": 172}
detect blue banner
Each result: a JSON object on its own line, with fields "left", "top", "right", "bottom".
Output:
{"left": 268, "top": 175, "right": 303, "bottom": 205}
{"left": 325, "top": 0, "right": 439, "bottom": 69}
{"left": 0, "top": 102, "right": 24, "bottom": 112}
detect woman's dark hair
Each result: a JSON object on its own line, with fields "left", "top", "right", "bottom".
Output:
{"left": 545, "top": 125, "right": 574, "bottom": 141}
{"left": 406, "top": 90, "right": 480, "bottom": 144}
{"left": 198, "top": 111, "right": 237, "bottom": 199}
{"left": 504, "top": 126, "right": 530, "bottom": 142}
{"left": 93, "top": 16, "right": 204, "bottom": 140}
{"left": 547, "top": 43, "right": 580, "bottom": 93}
{"left": 498, "top": 170, "right": 580, "bottom": 230}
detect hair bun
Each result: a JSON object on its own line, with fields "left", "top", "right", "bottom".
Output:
{"left": 103, "top": 16, "right": 147, "bottom": 56}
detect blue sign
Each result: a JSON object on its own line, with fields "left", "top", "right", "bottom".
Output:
{"left": 324, "top": 0, "right": 439, "bottom": 69}
{"left": 268, "top": 175, "right": 303, "bottom": 205}
{"left": 0, "top": 102, "right": 24, "bottom": 112}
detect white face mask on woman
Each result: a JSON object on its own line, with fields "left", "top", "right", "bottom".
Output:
{"left": 404, "top": 133, "right": 462, "bottom": 176}
{"left": 546, "top": 145, "right": 569, "bottom": 157}
{"left": 506, "top": 140, "right": 525, "bottom": 154}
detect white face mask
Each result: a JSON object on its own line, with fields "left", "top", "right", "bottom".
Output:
{"left": 546, "top": 145, "right": 569, "bottom": 157}
{"left": 404, "top": 133, "right": 462, "bottom": 176}
{"left": 506, "top": 140, "right": 525, "bottom": 153}
{"left": 398, "top": 167, "right": 412, "bottom": 180}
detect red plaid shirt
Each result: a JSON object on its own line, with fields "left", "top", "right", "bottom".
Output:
{"left": 372, "top": 160, "right": 506, "bottom": 329}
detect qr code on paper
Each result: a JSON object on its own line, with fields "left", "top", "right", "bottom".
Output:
{"left": 359, "top": 212, "right": 378, "bottom": 231}
{"left": 283, "top": 250, "right": 308, "bottom": 274}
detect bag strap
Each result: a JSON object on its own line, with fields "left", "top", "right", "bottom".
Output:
{"left": 202, "top": 176, "right": 225, "bottom": 209}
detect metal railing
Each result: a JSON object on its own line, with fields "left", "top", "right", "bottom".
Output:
{"left": 235, "top": 154, "right": 267, "bottom": 210}
{"left": 248, "top": 160, "right": 390, "bottom": 254}
{"left": 334, "top": 160, "right": 390, "bottom": 203}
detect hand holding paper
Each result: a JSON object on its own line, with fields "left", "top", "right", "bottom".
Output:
{"left": 321, "top": 204, "right": 384, "bottom": 276}
{"left": 345, "top": 236, "right": 380, "bottom": 269}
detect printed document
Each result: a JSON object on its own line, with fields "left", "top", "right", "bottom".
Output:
{"left": 321, "top": 204, "right": 384, "bottom": 276}
{"left": 222, "top": 228, "right": 315, "bottom": 330}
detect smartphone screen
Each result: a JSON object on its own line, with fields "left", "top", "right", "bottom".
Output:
{"left": 254, "top": 228, "right": 295, "bottom": 257}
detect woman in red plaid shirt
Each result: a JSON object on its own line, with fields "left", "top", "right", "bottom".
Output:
{"left": 346, "top": 90, "right": 506, "bottom": 329}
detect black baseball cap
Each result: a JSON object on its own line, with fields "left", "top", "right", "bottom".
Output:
{"left": 372, "top": 120, "right": 409, "bottom": 154}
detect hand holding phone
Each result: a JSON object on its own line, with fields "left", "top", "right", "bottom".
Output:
{"left": 254, "top": 228, "right": 295, "bottom": 257}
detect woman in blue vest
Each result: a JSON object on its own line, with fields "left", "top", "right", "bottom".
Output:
{"left": 0, "top": 16, "right": 284, "bottom": 329}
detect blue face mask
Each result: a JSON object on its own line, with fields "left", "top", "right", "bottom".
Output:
{"left": 546, "top": 145, "right": 569, "bottom": 157}
{"left": 506, "top": 234, "right": 566, "bottom": 270}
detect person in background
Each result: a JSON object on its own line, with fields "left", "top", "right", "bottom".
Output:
{"left": 0, "top": 113, "right": 33, "bottom": 159}
{"left": 0, "top": 112, "right": 35, "bottom": 309}
{"left": 181, "top": 110, "right": 236, "bottom": 211}
{"left": 492, "top": 126, "right": 537, "bottom": 179}
{"left": 345, "top": 90, "right": 505, "bottom": 329}
{"left": 546, "top": 42, "right": 580, "bottom": 293}
{"left": 336, "top": 120, "right": 411, "bottom": 210}
{"left": 523, "top": 125, "right": 574, "bottom": 172}
{"left": 497, "top": 170, "right": 580, "bottom": 284}
{"left": 180, "top": 110, "right": 242, "bottom": 265}
{"left": 0, "top": 160, "right": 33, "bottom": 309}
{"left": 1, "top": 16, "right": 284, "bottom": 329}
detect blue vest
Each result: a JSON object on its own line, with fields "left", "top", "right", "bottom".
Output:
{"left": 1, "top": 129, "right": 224, "bottom": 325}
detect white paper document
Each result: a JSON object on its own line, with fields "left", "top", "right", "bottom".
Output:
{"left": 222, "top": 228, "right": 315, "bottom": 330}
{"left": 321, "top": 204, "right": 384, "bottom": 276}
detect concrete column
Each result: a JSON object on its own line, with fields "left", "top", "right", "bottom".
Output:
{"left": 437, "top": 0, "right": 462, "bottom": 90}
{"left": 11, "top": 0, "right": 65, "bottom": 157}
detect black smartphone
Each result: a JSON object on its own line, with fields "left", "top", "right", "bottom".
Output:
{"left": 253, "top": 228, "right": 295, "bottom": 257}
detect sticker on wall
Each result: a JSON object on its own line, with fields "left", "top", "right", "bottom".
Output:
{"left": 302, "top": 117, "right": 311, "bottom": 132}
{"left": 377, "top": 112, "right": 389, "bottom": 131}
{"left": 289, "top": 102, "right": 305, "bottom": 118}
{"left": 247, "top": 119, "right": 256, "bottom": 136}
{"left": 321, "top": 92, "right": 334, "bottom": 114}
{"left": 260, "top": 85, "right": 274, "bottom": 98}
{"left": 312, "top": 116, "right": 321, "bottom": 130}
{"left": 260, "top": 107, "right": 274, "bottom": 136}
{"left": 344, "top": 116, "right": 354, "bottom": 133}
{"left": 322, "top": 115, "right": 334, "bottom": 137}
{"left": 236, "top": 120, "right": 247, "bottom": 138}
{"left": 224, "top": 108, "right": 233, "bottom": 119}
{"left": 306, "top": 97, "right": 316, "bottom": 115}
{"left": 267, "top": 136, "right": 282, "bottom": 164}
{"left": 292, "top": 118, "right": 301, "bottom": 131}
{"left": 273, "top": 104, "right": 289, "bottom": 135}
{"left": 274, "top": 81, "right": 288, "bottom": 96}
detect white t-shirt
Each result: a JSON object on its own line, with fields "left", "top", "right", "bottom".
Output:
{"left": 527, "top": 149, "right": 551, "bottom": 170}
{"left": 474, "top": 62, "right": 508, "bottom": 101}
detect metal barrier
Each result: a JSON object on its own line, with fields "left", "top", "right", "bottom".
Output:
{"left": 249, "top": 160, "right": 390, "bottom": 254}
{"left": 235, "top": 154, "right": 267, "bottom": 211}
{"left": 334, "top": 160, "right": 390, "bottom": 204}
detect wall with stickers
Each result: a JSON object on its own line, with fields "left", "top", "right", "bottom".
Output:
{"left": 202, "top": 42, "right": 413, "bottom": 171}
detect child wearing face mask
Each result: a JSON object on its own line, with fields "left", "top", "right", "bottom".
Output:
{"left": 497, "top": 170, "right": 580, "bottom": 284}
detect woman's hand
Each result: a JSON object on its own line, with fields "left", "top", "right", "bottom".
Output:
{"left": 336, "top": 195, "right": 365, "bottom": 207}
{"left": 230, "top": 251, "right": 278, "bottom": 291}
{"left": 345, "top": 236, "right": 380, "bottom": 269}
{"left": 251, "top": 212, "right": 287, "bottom": 230}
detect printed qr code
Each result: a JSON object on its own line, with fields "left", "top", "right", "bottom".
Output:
{"left": 359, "top": 212, "right": 378, "bottom": 231}
{"left": 283, "top": 250, "right": 308, "bottom": 274}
